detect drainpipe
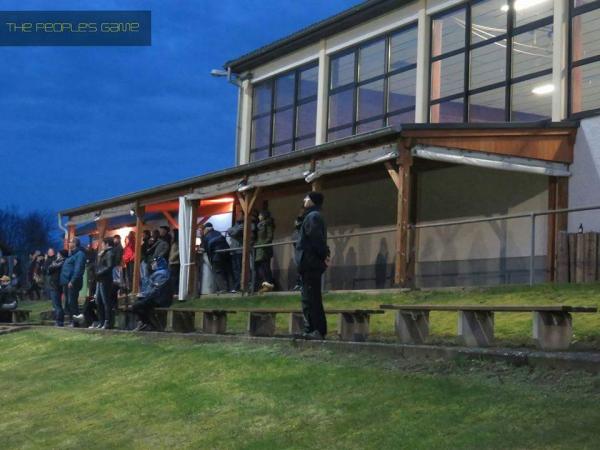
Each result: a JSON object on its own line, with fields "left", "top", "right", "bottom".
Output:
{"left": 57, "top": 212, "right": 68, "bottom": 242}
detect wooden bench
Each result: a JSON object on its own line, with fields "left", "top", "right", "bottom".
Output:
{"left": 380, "top": 304, "right": 598, "bottom": 351}
{"left": 153, "top": 308, "right": 235, "bottom": 334}
{"left": 0, "top": 308, "right": 31, "bottom": 324}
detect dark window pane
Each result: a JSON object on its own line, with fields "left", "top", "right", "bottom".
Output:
{"left": 251, "top": 116, "right": 271, "bottom": 149}
{"left": 274, "top": 73, "right": 295, "bottom": 109}
{"left": 572, "top": 60, "right": 600, "bottom": 114}
{"left": 359, "top": 39, "right": 386, "bottom": 82}
{"left": 511, "top": 76, "right": 552, "bottom": 121}
{"left": 432, "top": 7, "right": 467, "bottom": 56}
{"left": 272, "top": 142, "right": 293, "bottom": 157}
{"left": 295, "top": 136, "right": 315, "bottom": 150}
{"left": 296, "top": 100, "right": 317, "bottom": 137}
{"left": 515, "top": 0, "right": 553, "bottom": 28}
{"left": 430, "top": 98, "right": 464, "bottom": 123}
{"left": 390, "top": 27, "right": 418, "bottom": 71}
{"left": 574, "top": 0, "right": 598, "bottom": 6}
{"left": 572, "top": 9, "right": 600, "bottom": 62}
{"left": 388, "top": 69, "right": 416, "bottom": 112}
{"left": 469, "top": 87, "right": 506, "bottom": 122}
{"left": 250, "top": 148, "right": 269, "bottom": 162}
{"left": 471, "top": 0, "right": 507, "bottom": 44}
{"left": 387, "top": 109, "right": 416, "bottom": 126}
{"left": 357, "top": 119, "right": 384, "bottom": 134}
{"left": 512, "top": 25, "right": 553, "bottom": 78}
{"left": 273, "top": 109, "right": 294, "bottom": 144}
{"left": 357, "top": 79, "right": 384, "bottom": 121}
{"left": 328, "top": 88, "right": 354, "bottom": 128}
{"left": 470, "top": 40, "right": 507, "bottom": 90}
{"left": 431, "top": 53, "right": 465, "bottom": 100}
{"left": 327, "top": 126, "right": 353, "bottom": 141}
{"left": 299, "top": 66, "right": 318, "bottom": 99}
{"left": 331, "top": 52, "right": 355, "bottom": 89}
{"left": 252, "top": 82, "right": 272, "bottom": 116}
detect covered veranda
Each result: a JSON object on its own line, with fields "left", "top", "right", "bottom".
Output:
{"left": 59, "top": 122, "right": 578, "bottom": 298}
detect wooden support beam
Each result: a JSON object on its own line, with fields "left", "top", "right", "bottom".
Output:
{"left": 238, "top": 187, "right": 261, "bottom": 292}
{"left": 187, "top": 200, "right": 199, "bottom": 299}
{"left": 395, "top": 146, "right": 414, "bottom": 287}
{"left": 132, "top": 206, "right": 145, "bottom": 294}
{"left": 96, "top": 219, "right": 108, "bottom": 241}
{"left": 162, "top": 211, "right": 179, "bottom": 230}
{"left": 66, "top": 224, "right": 76, "bottom": 250}
{"left": 384, "top": 161, "right": 400, "bottom": 189}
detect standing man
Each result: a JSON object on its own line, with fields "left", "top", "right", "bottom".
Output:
{"left": 59, "top": 237, "right": 87, "bottom": 327}
{"left": 294, "top": 192, "right": 329, "bottom": 340}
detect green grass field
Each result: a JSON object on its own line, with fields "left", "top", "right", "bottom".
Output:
{"left": 1, "top": 328, "right": 600, "bottom": 449}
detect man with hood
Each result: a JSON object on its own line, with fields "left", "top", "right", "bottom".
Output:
{"left": 294, "top": 192, "right": 329, "bottom": 340}
{"left": 131, "top": 257, "right": 172, "bottom": 331}
{"left": 59, "top": 237, "right": 87, "bottom": 326}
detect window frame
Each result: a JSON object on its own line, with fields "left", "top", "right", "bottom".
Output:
{"left": 428, "top": 0, "right": 554, "bottom": 123}
{"left": 249, "top": 62, "right": 319, "bottom": 161}
{"left": 326, "top": 22, "right": 419, "bottom": 140}
{"left": 568, "top": 0, "right": 600, "bottom": 119}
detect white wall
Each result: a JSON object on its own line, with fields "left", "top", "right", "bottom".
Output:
{"left": 568, "top": 115, "right": 600, "bottom": 232}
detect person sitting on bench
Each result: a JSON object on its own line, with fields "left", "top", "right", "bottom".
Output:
{"left": 132, "top": 257, "right": 172, "bottom": 331}
{"left": 0, "top": 275, "right": 18, "bottom": 310}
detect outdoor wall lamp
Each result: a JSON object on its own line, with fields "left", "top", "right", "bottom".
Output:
{"left": 303, "top": 170, "right": 319, "bottom": 184}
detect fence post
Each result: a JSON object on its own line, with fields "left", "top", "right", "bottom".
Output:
{"left": 529, "top": 213, "right": 536, "bottom": 286}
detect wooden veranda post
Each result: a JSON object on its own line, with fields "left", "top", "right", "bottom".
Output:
{"left": 187, "top": 200, "right": 199, "bottom": 299}
{"left": 132, "top": 205, "right": 145, "bottom": 294}
{"left": 394, "top": 146, "right": 414, "bottom": 287}
{"left": 238, "top": 187, "right": 260, "bottom": 293}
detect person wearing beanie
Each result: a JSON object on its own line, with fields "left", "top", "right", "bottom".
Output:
{"left": 294, "top": 191, "right": 330, "bottom": 340}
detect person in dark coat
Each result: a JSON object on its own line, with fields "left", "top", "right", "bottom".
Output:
{"left": 95, "top": 237, "right": 117, "bottom": 329}
{"left": 255, "top": 210, "right": 275, "bottom": 293}
{"left": 150, "top": 226, "right": 171, "bottom": 261}
{"left": 27, "top": 254, "right": 43, "bottom": 300}
{"left": 202, "top": 223, "right": 232, "bottom": 293}
{"left": 59, "top": 237, "right": 87, "bottom": 326}
{"left": 86, "top": 240, "right": 99, "bottom": 299}
{"left": 140, "top": 230, "right": 152, "bottom": 291}
{"left": 294, "top": 191, "right": 329, "bottom": 340}
{"left": 47, "top": 250, "right": 67, "bottom": 326}
{"left": 11, "top": 257, "right": 22, "bottom": 290}
{"left": 131, "top": 257, "right": 172, "bottom": 331}
{"left": 0, "top": 275, "right": 18, "bottom": 311}
{"left": 168, "top": 229, "right": 180, "bottom": 296}
{"left": 227, "top": 214, "right": 244, "bottom": 292}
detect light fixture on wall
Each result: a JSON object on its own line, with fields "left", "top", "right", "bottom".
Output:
{"left": 303, "top": 170, "right": 319, "bottom": 183}
{"left": 531, "top": 83, "right": 554, "bottom": 95}
{"left": 129, "top": 208, "right": 136, "bottom": 216}
{"left": 93, "top": 211, "right": 101, "bottom": 221}
{"left": 237, "top": 179, "right": 254, "bottom": 192}
{"left": 372, "top": 150, "right": 399, "bottom": 163}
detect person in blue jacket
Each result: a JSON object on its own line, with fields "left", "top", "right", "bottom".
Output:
{"left": 59, "top": 237, "right": 87, "bottom": 326}
{"left": 132, "top": 257, "right": 173, "bottom": 331}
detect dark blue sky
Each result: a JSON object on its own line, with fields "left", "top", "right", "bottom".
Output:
{"left": 1, "top": 0, "right": 358, "bottom": 214}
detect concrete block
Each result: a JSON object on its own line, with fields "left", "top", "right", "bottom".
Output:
{"left": 166, "top": 310, "right": 196, "bottom": 333}
{"left": 202, "top": 312, "right": 228, "bottom": 334}
{"left": 339, "top": 312, "right": 370, "bottom": 342}
{"left": 248, "top": 312, "right": 276, "bottom": 337}
{"left": 533, "top": 311, "right": 572, "bottom": 351}
{"left": 458, "top": 311, "right": 494, "bottom": 347}
{"left": 289, "top": 312, "right": 305, "bottom": 335}
{"left": 395, "top": 310, "right": 429, "bottom": 344}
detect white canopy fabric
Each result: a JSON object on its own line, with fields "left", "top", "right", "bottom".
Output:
{"left": 178, "top": 197, "right": 193, "bottom": 300}
{"left": 412, "top": 145, "right": 571, "bottom": 177}
{"left": 68, "top": 202, "right": 137, "bottom": 226}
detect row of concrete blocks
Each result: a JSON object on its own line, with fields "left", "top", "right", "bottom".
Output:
{"left": 0, "top": 309, "right": 31, "bottom": 324}
{"left": 396, "top": 310, "right": 575, "bottom": 351}
{"left": 115, "top": 309, "right": 373, "bottom": 342}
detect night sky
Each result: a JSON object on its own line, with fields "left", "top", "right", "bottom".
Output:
{"left": 1, "top": 0, "right": 358, "bottom": 215}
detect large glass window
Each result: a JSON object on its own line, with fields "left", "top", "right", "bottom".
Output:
{"left": 327, "top": 24, "right": 417, "bottom": 141}
{"left": 430, "top": 0, "right": 553, "bottom": 123}
{"left": 250, "top": 63, "right": 318, "bottom": 162}
{"left": 569, "top": 0, "right": 600, "bottom": 116}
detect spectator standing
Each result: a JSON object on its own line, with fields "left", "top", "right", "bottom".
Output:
{"left": 123, "top": 231, "right": 136, "bottom": 293}
{"left": 168, "top": 229, "right": 180, "bottom": 296}
{"left": 294, "top": 192, "right": 329, "bottom": 340}
{"left": 95, "top": 237, "right": 116, "bottom": 329}
{"left": 150, "top": 226, "right": 171, "bottom": 262}
{"left": 255, "top": 210, "right": 275, "bottom": 293}
{"left": 47, "top": 249, "right": 67, "bottom": 327}
{"left": 227, "top": 214, "right": 244, "bottom": 292}
{"left": 86, "top": 240, "right": 99, "bottom": 299}
{"left": 140, "top": 230, "right": 152, "bottom": 290}
{"left": 59, "top": 237, "right": 87, "bottom": 326}
{"left": 201, "top": 223, "right": 232, "bottom": 293}
{"left": 27, "top": 253, "right": 43, "bottom": 300}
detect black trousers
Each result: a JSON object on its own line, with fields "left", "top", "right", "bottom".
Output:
{"left": 131, "top": 297, "right": 159, "bottom": 328}
{"left": 256, "top": 258, "right": 273, "bottom": 286}
{"left": 300, "top": 270, "right": 326, "bottom": 336}
{"left": 212, "top": 259, "right": 232, "bottom": 292}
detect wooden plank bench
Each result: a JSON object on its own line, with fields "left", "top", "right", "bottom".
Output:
{"left": 154, "top": 308, "right": 236, "bottom": 334}
{"left": 380, "top": 304, "right": 597, "bottom": 351}
{"left": 0, "top": 308, "right": 31, "bottom": 324}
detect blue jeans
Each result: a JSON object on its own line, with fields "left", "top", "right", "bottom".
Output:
{"left": 49, "top": 288, "right": 64, "bottom": 325}
{"left": 140, "top": 261, "right": 150, "bottom": 292}
{"left": 95, "top": 280, "right": 114, "bottom": 325}
{"left": 65, "top": 281, "right": 81, "bottom": 318}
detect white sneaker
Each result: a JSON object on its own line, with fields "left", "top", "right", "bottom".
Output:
{"left": 73, "top": 314, "right": 85, "bottom": 324}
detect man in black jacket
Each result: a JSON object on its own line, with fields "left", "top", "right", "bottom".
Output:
{"left": 294, "top": 191, "right": 329, "bottom": 340}
{"left": 202, "top": 223, "right": 232, "bottom": 293}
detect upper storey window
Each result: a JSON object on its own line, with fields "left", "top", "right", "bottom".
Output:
{"left": 327, "top": 24, "right": 418, "bottom": 142}
{"left": 430, "top": 0, "right": 553, "bottom": 123}
{"left": 569, "top": 0, "right": 600, "bottom": 117}
{"left": 250, "top": 63, "right": 318, "bottom": 162}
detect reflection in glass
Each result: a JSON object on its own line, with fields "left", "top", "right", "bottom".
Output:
{"left": 296, "top": 100, "right": 317, "bottom": 137}
{"left": 331, "top": 52, "right": 355, "bottom": 89}
{"left": 572, "top": 9, "right": 600, "bottom": 62}
{"left": 432, "top": 7, "right": 467, "bottom": 56}
{"left": 328, "top": 127, "right": 353, "bottom": 141}
{"left": 272, "top": 142, "right": 293, "bottom": 157}
{"left": 388, "top": 69, "right": 416, "bottom": 112}
{"left": 512, "top": 25, "right": 553, "bottom": 78}
{"left": 431, "top": 53, "right": 465, "bottom": 100}
{"left": 359, "top": 39, "right": 385, "bottom": 82}
{"left": 387, "top": 109, "right": 416, "bottom": 126}
{"left": 571, "top": 61, "right": 600, "bottom": 114}
{"left": 470, "top": 41, "right": 507, "bottom": 90}
{"left": 250, "top": 147, "right": 269, "bottom": 162}
{"left": 252, "top": 82, "right": 272, "bottom": 116}
{"left": 390, "top": 27, "right": 418, "bottom": 71}
{"left": 471, "top": 0, "right": 507, "bottom": 44}
{"left": 514, "top": 0, "right": 553, "bottom": 28}
{"left": 431, "top": 98, "right": 464, "bottom": 123}
{"left": 357, "top": 79, "right": 384, "bottom": 121}
{"left": 273, "top": 109, "right": 293, "bottom": 144}
{"left": 357, "top": 119, "right": 384, "bottom": 134}
{"left": 298, "top": 66, "right": 318, "bottom": 99}
{"left": 469, "top": 87, "right": 506, "bottom": 122}
{"left": 511, "top": 77, "right": 552, "bottom": 121}
{"left": 328, "top": 89, "right": 354, "bottom": 128}
{"left": 295, "top": 136, "right": 315, "bottom": 151}
{"left": 275, "top": 73, "right": 295, "bottom": 109}
{"left": 251, "top": 116, "right": 271, "bottom": 149}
